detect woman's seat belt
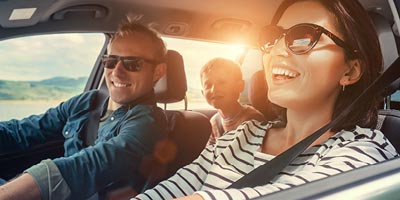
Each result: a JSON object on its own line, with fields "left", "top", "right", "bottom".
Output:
{"left": 229, "top": 56, "right": 400, "bottom": 189}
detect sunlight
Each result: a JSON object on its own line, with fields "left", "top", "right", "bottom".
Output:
{"left": 228, "top": 43, "right": 246, "bottom": 57}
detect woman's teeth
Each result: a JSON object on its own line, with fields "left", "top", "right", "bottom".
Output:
{"left": 272, "top": 67, "right": 299, "bottom": 79}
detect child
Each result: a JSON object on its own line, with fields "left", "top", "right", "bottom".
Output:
{"left": 200, "top": 57, "right": 265, "bottom": 145}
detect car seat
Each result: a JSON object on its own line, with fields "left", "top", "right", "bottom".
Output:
{"left": 377, "top": 109, "right": 400, "bottom": 152}
{"left": 248, "top": 70, "right": 284, "bottom": 121}
{"left": 141, "top": 49, "right": 211, "bottom": 190}
{"left": 370, "top": 11, "right": 400, "bottom": 153}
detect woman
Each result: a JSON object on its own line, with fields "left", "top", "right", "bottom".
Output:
{"left": 134, "top": 0, "right": 399, "bottom": 199}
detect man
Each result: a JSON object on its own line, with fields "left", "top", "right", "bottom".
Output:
{"left": 0, "top": 21, "right": 168, "bottom": 200}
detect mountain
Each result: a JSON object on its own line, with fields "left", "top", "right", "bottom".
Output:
{"left": 0, "top": 77, "right": 87, "bottom": 100}
{"left": 35, "top": 76, "right": 87, "bottom": 87}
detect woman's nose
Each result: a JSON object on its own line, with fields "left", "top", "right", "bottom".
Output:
{"left": 271, "top": 37, "right": 289, "bottom": 57}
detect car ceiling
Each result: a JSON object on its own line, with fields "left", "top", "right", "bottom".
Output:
{"left": 0, "top": 0, "right": 395, "bottom": 47}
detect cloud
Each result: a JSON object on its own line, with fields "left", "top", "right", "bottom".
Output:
{"left": 0, "top": 33, "right": 105, "bottom": 81}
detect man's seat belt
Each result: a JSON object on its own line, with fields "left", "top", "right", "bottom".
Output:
{"left": 229, "top": 56, "right": 400, "bottom": 189}
{"left": 84, "top": 83, "right": 109, "bottom": 146}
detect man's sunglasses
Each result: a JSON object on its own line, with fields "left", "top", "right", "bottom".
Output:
{"left": 259, "top": 23, "right": 357, "bottom": 57}
{"left": 101, "top": 55, "right": 160, "bottom": 72}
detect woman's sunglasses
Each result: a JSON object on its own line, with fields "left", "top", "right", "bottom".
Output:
{"left": 101, "top": 55, "right": 160, "bottom": 72}
{"left": 259, "top": 23, "right": 357, "bottom": 57}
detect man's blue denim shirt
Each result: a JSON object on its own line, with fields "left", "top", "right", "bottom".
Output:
{"left": 0, "top": 90, "right": 167, "bottom": 199}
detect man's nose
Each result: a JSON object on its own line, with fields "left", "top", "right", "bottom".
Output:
{"left": 113, "top": 60, "right": 126, "bottom": 73}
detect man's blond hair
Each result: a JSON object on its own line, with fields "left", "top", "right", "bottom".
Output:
{"left": 111, "top": 20, "right": 167, "bottom": 62}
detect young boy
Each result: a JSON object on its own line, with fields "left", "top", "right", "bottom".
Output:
{"left": 200, "top": 57, "right": 265, "bottom": 145}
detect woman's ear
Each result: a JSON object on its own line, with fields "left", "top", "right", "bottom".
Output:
{"left": 340, "top": 59, "right": 362, "bottom": 86}
{"left": 153, "top": 63, "right": 167, "bottom": 85}
{"left": 238, "top": 79, "right": 245, "bottom": 92}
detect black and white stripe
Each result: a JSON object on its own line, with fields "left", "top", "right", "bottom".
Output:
{"left": 135, "top": 121, "right": 398, "bottom": 200}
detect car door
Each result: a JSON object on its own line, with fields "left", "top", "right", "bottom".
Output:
{"left": 0, "top": 32, "right": 108, "bottom": 180}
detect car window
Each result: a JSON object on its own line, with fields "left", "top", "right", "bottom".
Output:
{"left": 163, "top": 37, "right": 261, "bottom": 110}
{"left": 391, "top": 91, "right": 400, "bottom": 102}
{"left": 0, "top": 33, "right": 106, "bottom": 121}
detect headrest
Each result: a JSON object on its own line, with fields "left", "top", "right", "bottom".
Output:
{"left": 248, "top": 70, "right": 268, "bottom": 108}
{"left": 370, "top": 12, "right": 398, "bottom": 70}
{"left": 248, "top": 70, "right": 278, "bottom": 120}
{"left": 369, "top": 12, "right": 400, "bottom": 97}
{"left": 154, "top": 50, "right": 187, "bottom": 103}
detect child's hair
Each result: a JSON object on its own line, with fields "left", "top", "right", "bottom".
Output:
{"left": 200, "top": 57, "right": 243, "bottom": 82}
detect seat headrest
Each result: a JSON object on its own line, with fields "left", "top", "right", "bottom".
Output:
{"left": 248, "top": 70, "right": 268, "bottom": 109}
{"left": 154, "top": 50, "right": 187, "bottom": 104}
{"left": 370, "top": 12, "right": 398, "bottom": 70}
{"left": 369, "top": 12, "right": 400, "bottom": 97}
{"left": 248, "top": 70, "right": 278, "bottom": 120}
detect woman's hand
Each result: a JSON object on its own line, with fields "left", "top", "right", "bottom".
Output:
{"left": 174, "top": 194, "right": 204, "bottom": 200}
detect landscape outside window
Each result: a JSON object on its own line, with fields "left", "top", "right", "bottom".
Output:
{"left": 0, "top": 33, "right": 106, "bottom": 121}
{"left": 0, "top": 34, "right": 259, "bottom": 121}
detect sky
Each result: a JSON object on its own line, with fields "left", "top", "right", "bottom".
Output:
{"left": 0, "top": 33, "right": 104, "bottom": 81}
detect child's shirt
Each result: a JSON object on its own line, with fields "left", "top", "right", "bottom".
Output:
{"left": 208, "top": 105, "right": 265, "bottom": 145}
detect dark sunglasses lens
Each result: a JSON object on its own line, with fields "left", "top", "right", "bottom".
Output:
{"left": 286, "top": 25, "right": 317, "bottom": 53}
{"left": 260, "top": 26, "right": 284, "bottom": 53}
{"left": 122, "top": 59, "right": 142, "bottom": 72}
{"left": 102, "top": 58, "right": 118, "bottom": 69}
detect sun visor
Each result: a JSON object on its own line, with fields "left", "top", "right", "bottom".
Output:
{"left": 0, "top": 0, "right": 56, "bottom": 28}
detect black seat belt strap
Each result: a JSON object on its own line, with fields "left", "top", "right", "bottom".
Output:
{"left": 84, "top": 83, "right": 109, "bottom": 146}
{"left": 229, "top": 56, "right": 400, "bottom": 189}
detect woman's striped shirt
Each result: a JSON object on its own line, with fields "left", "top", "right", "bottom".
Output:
{"left": 134, "top": 120, "right": 398, "bottom": 200}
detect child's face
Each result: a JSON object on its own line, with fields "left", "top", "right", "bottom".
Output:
{"left": 201, "top": 67, "right": 244, "bottom": 110}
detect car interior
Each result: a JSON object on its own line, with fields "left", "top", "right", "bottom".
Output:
{"left": 1, "top": 0, "right": 400, "bottom": 199}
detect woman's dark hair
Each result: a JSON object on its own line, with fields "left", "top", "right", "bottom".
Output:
{"left": 271, "top": 0, "right": 383, "bottom": 131}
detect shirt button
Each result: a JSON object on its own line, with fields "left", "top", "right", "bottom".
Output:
{"left": 111, "top": 117, "right": 115, "bottom": 121}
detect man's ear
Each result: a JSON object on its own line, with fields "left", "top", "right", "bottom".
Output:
{"left": 153, "top": 63, "right": 167, "bottom": 84}
{"left": 340, "top": 59, "right": 362, "bottom": 86}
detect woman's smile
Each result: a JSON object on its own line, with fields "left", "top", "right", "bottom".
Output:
{"left": 270, "top": 65, "right": 300, "bottom": 85}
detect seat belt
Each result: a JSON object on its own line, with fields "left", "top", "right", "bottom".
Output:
{"left": 84, "top": 83, "right": 109, "bottom": 146}
{"left": 229, "top": 56, "right": 400, "bottom": 189}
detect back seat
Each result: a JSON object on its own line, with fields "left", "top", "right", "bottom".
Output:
{"left": 248, "top": 70, "right": 279, "bottom": 121}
